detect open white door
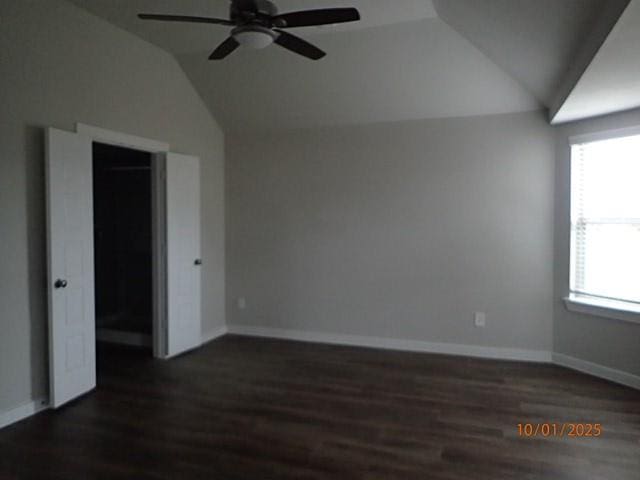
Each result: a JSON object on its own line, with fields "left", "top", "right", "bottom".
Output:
{"left": 46, "top": 128, "right": 96, "bottom": 408}
{"left": 165, "top": 153, "right": 202, "bottom": 357}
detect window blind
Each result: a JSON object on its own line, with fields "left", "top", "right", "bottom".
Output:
{"left": 570, "top": 134, "right": 640, "bottom": 304}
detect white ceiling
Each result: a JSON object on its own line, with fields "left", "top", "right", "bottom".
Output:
{"left": 176, "top": 18, "right": 538, "bottom": 132}
{"left": 68, "top": 0, "right": 629, "bottom": 132}
{"left": 552, "top": 0, "right": 640, "bottom": 123}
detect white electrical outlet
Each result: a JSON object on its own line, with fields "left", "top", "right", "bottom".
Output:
{"left": 237, "top": 297, "right": 247, "bottom": 310}
{"left": 474, "top": 312, "right": 486, "bottom": 328}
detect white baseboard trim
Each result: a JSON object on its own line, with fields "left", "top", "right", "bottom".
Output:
{"left": 227, "top": 326, "right": 640, "bottom": 390}
{"left": 0, "top": 398, "right": 49, "bottom": 431}
{"left": 552, "top": 353, "right": 640, "bottom": 391}
{"left": 227, "top": 325, "right": 552, "bottom": 363}
{"left": 97, "top": 328, "right": 151, "bottom": 347}
{"left": 202, "top": 326, "right": 228, "bottom": 345}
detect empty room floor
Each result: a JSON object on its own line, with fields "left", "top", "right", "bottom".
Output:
{"left": 1, "top": 336, "right": 639, "bottom": 480}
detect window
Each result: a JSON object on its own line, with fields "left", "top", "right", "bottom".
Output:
{"left": 570, "top": 132, "right": 640, "bottom": 307}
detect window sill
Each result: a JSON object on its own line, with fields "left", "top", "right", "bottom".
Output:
{"left": 564, "top": 294, "right": 640, "bottom": 325}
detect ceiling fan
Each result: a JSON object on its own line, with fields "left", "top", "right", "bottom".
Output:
{"left": 138, "top": 0, "right": 361, "bottom": 60}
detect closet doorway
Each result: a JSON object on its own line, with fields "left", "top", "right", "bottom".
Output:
{"left": 93, "top": 143, "right": 153, "bottom": 350}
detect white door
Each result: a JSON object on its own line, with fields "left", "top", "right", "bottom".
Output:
{"left": 46, "top": 128, "right": 95, "bottom": 408}
{"left": 165, "top": 153, "right": 202, "bottom": 357}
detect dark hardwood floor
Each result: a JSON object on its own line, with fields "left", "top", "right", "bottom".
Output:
{"left": 1, "top": 335, "right": 639, "bottom": 479}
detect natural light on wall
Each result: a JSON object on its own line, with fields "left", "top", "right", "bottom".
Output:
{"left": 570, "top": 133, "right": 640, "bottom": 305}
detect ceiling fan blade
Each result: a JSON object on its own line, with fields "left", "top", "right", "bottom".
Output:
{"left": 273, "top": 30, "right": 325, "bottom": 60}
{"left": 273, "top": 8, "right": 360, "bottom": 28}
{"left": 138, "top": 14, "right": 234, "bottom": 26}
{"left": 209, "top": 37, "right": 240, "bottom": 60}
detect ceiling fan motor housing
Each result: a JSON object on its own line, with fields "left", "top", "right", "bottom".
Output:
{"left": 231, "top": 0, "right": 278, "bottom": 24}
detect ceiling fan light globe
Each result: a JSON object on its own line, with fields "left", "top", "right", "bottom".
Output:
{"left": 233, "top": 29, "right": 275, "bottom": 49}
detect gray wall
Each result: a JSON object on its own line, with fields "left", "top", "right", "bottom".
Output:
{"left": 553, "top": 108, "right": 640, "bottom": 375}
{"left": 0, "top": 0, "right": 225, "bottom": 412}
{"left": 227, "top": 111, "right": 555, "bottom": 351}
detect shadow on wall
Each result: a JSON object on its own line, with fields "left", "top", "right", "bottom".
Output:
{"left": 24, "top": 125, "right": 49, "bottom": 401}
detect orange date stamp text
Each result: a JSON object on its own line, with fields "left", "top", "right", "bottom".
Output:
{"left": 517, "top": 423, "right": 602, "bottom": 438}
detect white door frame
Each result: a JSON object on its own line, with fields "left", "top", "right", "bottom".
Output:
{"left": 76, "top": 123, "right": 170, "bottom": 359}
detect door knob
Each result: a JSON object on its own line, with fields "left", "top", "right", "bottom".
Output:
{"left": 194, "top": 259, "right": 202, "bottom": 266}
{"left": 54, "top": 279, "right": 68, "bottom": 289}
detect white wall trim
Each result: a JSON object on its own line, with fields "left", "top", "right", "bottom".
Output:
{"left": 564, "top": 294, "right": 640, "bottom": 325}
{"left": 202, "top": 326, "right": 228, "bottom": 345}
{"left": 0, "top": 398, "right": 49, "bottom": 431}
{"left": 552, "top": 353, "right": 640, "bottom": 391}
{"left": 96, "top": 328, "right": 152, "bottom": 348}
{"left": 229, "top": 326, "right": 640, "bottom": 390}
{"left": 76, "top": 123, "right": 170, "bottom": 152}
{"left": 227, "top": 325, "right": 552, "bottom": 362}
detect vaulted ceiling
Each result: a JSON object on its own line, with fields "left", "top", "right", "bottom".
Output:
{"left": 69, "top": 0, "right": 631, "bottom": 132}
{"left": 176, "top": 16, "right": 539, "bottom": 132}
{"left": 552, "top": 0, "right": 640, "bottom": 123}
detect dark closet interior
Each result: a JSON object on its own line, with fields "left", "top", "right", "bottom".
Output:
{"left": 93, "top": 142, "right": 152, "bottom": 337}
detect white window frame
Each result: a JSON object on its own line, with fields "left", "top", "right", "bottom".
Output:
{"left": 564, "top": 125, "right": 640, "bottom": 325}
